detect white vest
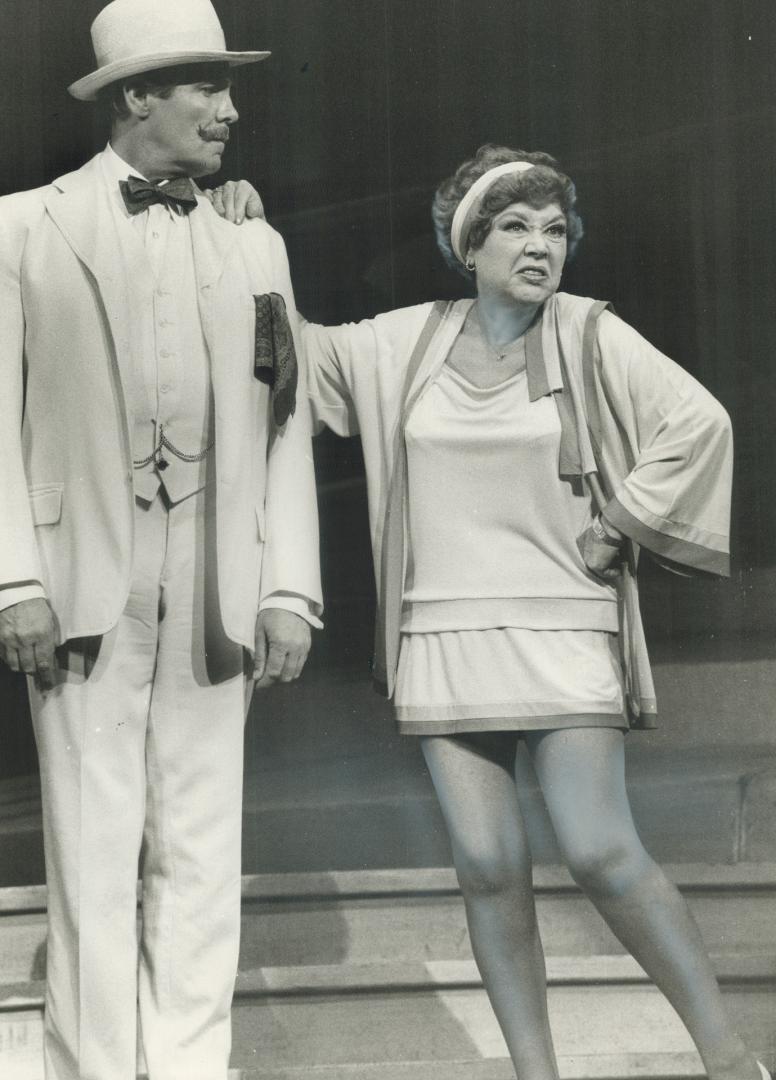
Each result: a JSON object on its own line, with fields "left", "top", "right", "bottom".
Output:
{"left": 102, "top": 145, "right": 213, "bottom": 503}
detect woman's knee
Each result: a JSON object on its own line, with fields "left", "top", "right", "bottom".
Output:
{"left": 563, "top": 836, "right": 652, "bottom": 897}
{"left": 453, "top": 840, "right": 533, "bottom": 901}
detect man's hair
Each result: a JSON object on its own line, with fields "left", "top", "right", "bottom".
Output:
{"left": 432, "top": 144, "right": 584, "bottom": 279}
{"left": 98, "top": 62, "right": 232, "bottom": 124}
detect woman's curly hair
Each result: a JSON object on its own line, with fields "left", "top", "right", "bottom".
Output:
{"left": 432, "top": 144, "right": 584, "bottom": 280}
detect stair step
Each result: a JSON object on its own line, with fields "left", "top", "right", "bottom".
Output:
{"left": 237, "top": 865, "right": 776, "bottom": 970}
{"left": 233, "top": 953, "right": 776, "bottom": 996}
{"left": 2, "top": 866, "right": 775, "bottom": 984}
{"left": 231, "top": 1056, "right": 708, "bottom": 1080}
{"left": 4, "top": 956, "right": 774, "bottom": 1062}
{"left": 0, "top": 1043, "right": 729, "bottom": 1080}
{"left": 3, "top": 975, "right": 773, "bottom": 1078}
{"left": 2, "top": 869, "right": 774, "bottom": 1078}
{"left": 3, "top": 948, "right": 775, "bottom": 1011}
{"left": 3, "top": 989, "right": 773, "bottom": 1076}
{"left": 229, "top": 981, "right": 775, "bottom": 1070}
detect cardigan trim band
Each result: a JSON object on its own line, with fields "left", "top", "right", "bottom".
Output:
{"left": 604, "top": 497, "right": 731, "bottom": 577}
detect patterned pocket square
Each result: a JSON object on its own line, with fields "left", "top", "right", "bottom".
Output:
{"left": 254, "top": 292, "right": 298, "bottom": 426}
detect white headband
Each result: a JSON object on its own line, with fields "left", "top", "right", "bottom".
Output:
{"left": 450, "top": 161, "right": 536, "bottom": 265}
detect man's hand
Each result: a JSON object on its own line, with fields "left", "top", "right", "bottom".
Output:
{"left": 0, "top": 598, "right": 58, "bottom": 690}
{"left": 577, "top": 519, "right": 623, "bottom": 583}
{"left": 253, "top": 608, "right": 311, "bottom": 688}
{"left": 203, "top": 179, "right": 265, "bottom": 224}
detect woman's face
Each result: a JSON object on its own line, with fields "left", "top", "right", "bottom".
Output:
{"left": 470, "top": 200, "right": 567, "bottom": 308}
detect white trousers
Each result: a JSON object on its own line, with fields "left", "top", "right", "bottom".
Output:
{"left": 29, "top": 489, "right": 249, "bottom": 1080}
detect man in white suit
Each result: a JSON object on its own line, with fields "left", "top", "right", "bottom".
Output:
{"left": 0, "top": 1, "right": 322, "bottom": 1077}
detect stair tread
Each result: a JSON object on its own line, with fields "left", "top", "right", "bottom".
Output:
{"left": 2, "top": 862, "right": 776, "bottom": 915}
{"left": 3, "top": 988, "right": 773, "bottom": 1075}
{"left": 232, "top": 952, "right": 775, "bottom": 994}
{"left": 0, "top": 1047, "right": 734, "bottom": 1080}
{"left": 239, "top": 861, "right": 776, "bottom": 900}
{"left": 232, "top": 1054, "right": 712, "bottom": 1080}
{"left": 4, "top": 951, "right": 776, "bottom": 1011}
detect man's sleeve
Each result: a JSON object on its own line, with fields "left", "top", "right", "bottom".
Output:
{"left": 257, "top": 226, "right": 323, "bottom": 626}
{"left": 0, "top": 206, "right": 47, "bottom": 607}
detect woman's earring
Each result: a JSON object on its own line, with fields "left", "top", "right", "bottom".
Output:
{"left": 465, "top": 257, "right": 476, "bottom": 272}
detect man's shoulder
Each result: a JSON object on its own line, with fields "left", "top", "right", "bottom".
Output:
{"left": 196, "top": 197, "right": 280, "bottom": 242}
{"left": 0, "top": 184, "right": 56, "bottom": 225}
{"left": 0, "top": 154, "right": 101, "bottom": 206}
{"left": 230, "top": 213, "right": 286, "bottom": 254}
{"left": 238, "top": 213, "right": 287, "bottom": 244}
{"left": 197, "top": 201, "right": 289, "bottom": 270}
{"left": 0, "top": 186, "right": 59, "bottom": 263}
{"left": 0, "top": 156, "right": 101, "bottom": 232}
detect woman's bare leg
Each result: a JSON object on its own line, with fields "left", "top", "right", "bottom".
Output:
{"left": 526, "top": 726, "right": 759, "bottom": 1080}
{"left": 421, "top": 733, "right": 559, "bottom": 1079}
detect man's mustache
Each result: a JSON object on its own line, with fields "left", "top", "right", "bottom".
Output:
{"left": 198, "top": 125, "right": 230, "bottom": 143}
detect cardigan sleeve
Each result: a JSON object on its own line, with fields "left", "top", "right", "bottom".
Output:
{"left": 595, "top": 311, "right": 732, "bottom": 577}
{"left": 302, "top": 319, "right": 378, "bottom": 437}
{"left": 302, "top": 304, "right": 436, "bottom": 438}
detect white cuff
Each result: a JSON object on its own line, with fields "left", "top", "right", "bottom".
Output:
{"left": 259, "top": 594, "right": 323, "bottom": 630}
{"left": 0, "top": 583, "right": 47, "bottom": 613}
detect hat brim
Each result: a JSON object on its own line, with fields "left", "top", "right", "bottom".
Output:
{"left": 68, "top": 49, "right": 270, "bottom": 101}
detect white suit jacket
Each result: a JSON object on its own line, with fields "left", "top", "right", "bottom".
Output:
{"left": 0, "top": 154, "right": 322, "bottom": 651}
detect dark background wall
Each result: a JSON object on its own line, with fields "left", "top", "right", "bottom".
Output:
{"left": 1, "top": 1, "right": 775, "bottom": 777}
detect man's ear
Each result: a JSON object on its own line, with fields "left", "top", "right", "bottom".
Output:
{"left": 123, "top": 85, "right": 152, "bottom": 120}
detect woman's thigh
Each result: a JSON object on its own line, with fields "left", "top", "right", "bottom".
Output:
{"left": 524, "top": 727, "right": 646, "bottom": 876}
{"left": 421, "top": 733, "right": 533, "bottom": 887}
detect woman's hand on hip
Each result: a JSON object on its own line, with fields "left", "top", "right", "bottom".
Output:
{"left": 577, "top": 518, "right": 624, "bottom": 582}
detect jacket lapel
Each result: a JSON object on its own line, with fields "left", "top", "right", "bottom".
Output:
{"left": 44, "top": 155, "right": 150, "bottom": 430}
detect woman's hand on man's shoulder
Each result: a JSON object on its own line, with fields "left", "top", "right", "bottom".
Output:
{"left": 202, "top": 179, "right": 265, "bottom": 225}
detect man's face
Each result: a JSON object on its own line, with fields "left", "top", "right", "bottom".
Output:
{"left": 143, "top": 77, "right": 238, "bottom": 178}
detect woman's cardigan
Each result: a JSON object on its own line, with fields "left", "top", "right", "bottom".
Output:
{"left": 303, "top": 294, "right": 733, "bottom": 727}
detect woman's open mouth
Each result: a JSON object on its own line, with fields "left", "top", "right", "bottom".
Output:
{"left": 518, "top": 267, "right": 547, "bottom": 281}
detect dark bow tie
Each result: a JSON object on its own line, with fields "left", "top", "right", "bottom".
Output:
{"left": 119, "top": 175, "right": 198, "bottom": 216}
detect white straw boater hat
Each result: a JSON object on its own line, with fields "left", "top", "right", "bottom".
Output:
{"left": 68, "top": 0, "right": 269, "bottom": 102}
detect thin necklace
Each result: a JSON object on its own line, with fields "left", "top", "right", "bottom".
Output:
{"left": 486, "top": 337, "right": 526, "bottom": 362}
{"left": 472, "top": 307, "right": 527, "bottom": 362}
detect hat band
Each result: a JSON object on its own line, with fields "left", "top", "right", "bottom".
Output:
{"left": 95, "top": 27, "right": 227, "bottom": 67}
{"left": 450, "top": 161, "right": 535, "bottom": 265}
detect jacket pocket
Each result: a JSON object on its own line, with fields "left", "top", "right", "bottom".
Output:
{"left": 28, "top": 483, "right": 63, "bottom": 525}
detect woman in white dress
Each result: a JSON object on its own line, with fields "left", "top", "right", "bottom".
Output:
{"left": 215, "top": 146, "right": 765, "bottom": 1079}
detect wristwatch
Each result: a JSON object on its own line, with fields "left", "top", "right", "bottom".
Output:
{"left": 591, "top": 515, "right": 623, "bottom": 548}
